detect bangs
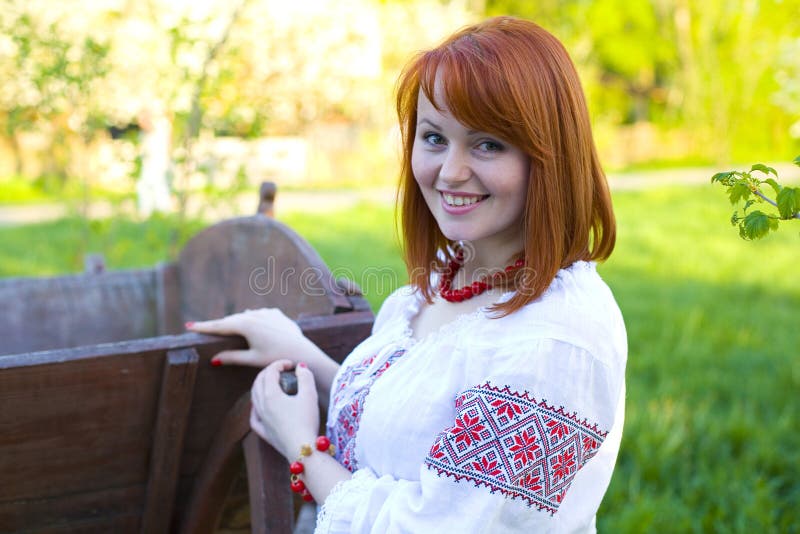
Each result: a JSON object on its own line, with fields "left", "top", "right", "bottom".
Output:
{"left": 416, "top": 39, "right": 524, "bottom": 147}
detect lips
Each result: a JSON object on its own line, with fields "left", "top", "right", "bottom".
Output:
{"left": 439, "top": 191, "right": 489, "bottom": 214}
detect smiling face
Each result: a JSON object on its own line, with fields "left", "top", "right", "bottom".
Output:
{"left": 410, "top": 81, "right": 530, "bottom": 266}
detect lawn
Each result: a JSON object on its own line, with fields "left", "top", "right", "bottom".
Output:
{"left": 0, "top": 184, "right": 797, "bottom": 532}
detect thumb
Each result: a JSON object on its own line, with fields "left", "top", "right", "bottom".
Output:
{"left": 210, "top": 349, "right": 258, "bottom": 367}
{"left": 295, "top": 362, "right": 316, "bottom": 394}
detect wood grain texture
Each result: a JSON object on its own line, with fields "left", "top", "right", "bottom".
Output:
{"left": 243, "top": 433, "right": 293, "bottom": 534}
{"left": 141, "top": 348, "right": 199, "bottom": 534}
{"left": 0, "top": 312, "right": 372, "bottom": 533}
{"left": 155, "top": 261, "right": 182, "bottom": 336}
{"left": 178, "top": 216, "right": 353, "bottom": 322}
{"left": 0, "top": 269, "right": 160, "bottom": 356}
{"left": 179, "top": 393, "right": 252, "bottom": 534}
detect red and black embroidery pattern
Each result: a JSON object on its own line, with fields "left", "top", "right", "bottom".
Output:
{"left": 328, "top": 348, "right": 406, "bottom": 472}
{"left": 424, "top": 382, "right": 607, "bottom": 515}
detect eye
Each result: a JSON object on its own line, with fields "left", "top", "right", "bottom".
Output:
{"left": 477, "top": 140, "right": 503, "bottom": 153}
{"left": 423, "top": 132, "right": 446, "bottom": 146}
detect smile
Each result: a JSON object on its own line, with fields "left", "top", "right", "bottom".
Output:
{"left": 439, "top": 192, "right": 489, "bottom": 214}
{"left": 441, "top": 193, "right": 489, "bottom": 207}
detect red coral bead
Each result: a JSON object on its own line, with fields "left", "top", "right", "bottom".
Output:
{"left": 315, "top": 436, "right": 331, "bottom": 451}
{"left": 437, "top": 246, "right": 521, "bottom": 302}
{"left": 289, "top": 461, "right": 304, "bottom": 475}
{"left": 302, "top": 491, "right": 314, "bottom": 502}
{"left": 290, "top": 479, "right": 305, "bottom": 493}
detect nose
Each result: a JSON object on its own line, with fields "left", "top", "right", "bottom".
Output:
{"left": 437, "top": 148, "right": 471, "bottom": 185}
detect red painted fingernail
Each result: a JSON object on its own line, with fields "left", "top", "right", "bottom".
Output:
{"left": 298, "top": 362, "right": 307, "bottom": 369}
{"left": 210, "top": 359, "right": 222, "bottom": 367}
{"left": 185, "top": 321, "right": 195, "bottom": 328}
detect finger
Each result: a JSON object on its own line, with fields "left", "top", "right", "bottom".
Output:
{"left": 249, "top": 407, "right": 270, "bottom": 442}
{"left": 253, "top": 359, "right": 294, "bottom": 400}
{"left": 263, "top": 359, "right": 296, "bottom": 379}
{"left": 187, "top": 317, "right": 245, "bottom": 335}
{"left": 295, "top": 362, "right": 316, "bottom": 394}
{"left": 251, "top": 368, "right": 271, "bottom": 409}
{"left": 251, "top": 360, "right": 289, "bottom": 407}
{"left": 210, "top": 349, "right": 258, "bottom": 367}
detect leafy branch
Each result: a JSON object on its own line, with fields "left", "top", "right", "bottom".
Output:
{"left": 711, "top": 156, "right": 800, "bottom": 240}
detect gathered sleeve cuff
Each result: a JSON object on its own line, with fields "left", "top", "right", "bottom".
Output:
{"left": 316, "top": 468, "right": 378, "bottom": 533}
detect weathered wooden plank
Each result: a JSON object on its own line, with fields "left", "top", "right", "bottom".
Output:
{"left": 0, "top": 484, "right": 143, "bottom": 533}
{"left": 155, "top": 261, "right": 182, "bottom": 336}
{"left": 178, "top": 216, "right": 352, "bottom": 322}
{"left": 0, "top": 313, "right": 373, "bottom": 367}
{"left": 179, "top": 393, "right": 252, "bottom": 534}
{"left": 11, "top": 514, "right": 141, "bottom": 534}
{"left": 0, "top": 351, "right": 162, "bottom": 501}
{"left": 0, "top": 308, "right": 373, "bottom": 532}
{"left": 0, "top": 269, "right": 160, "bottom": 356}
{"left": 243, "top": 432, "right": 294, "bottom": 534}
{"left": 140, "top": 348, "right": 199, "bottom": 534}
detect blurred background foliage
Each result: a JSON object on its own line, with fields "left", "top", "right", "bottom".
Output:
{"left": 0, "top": 0, "right": 798, "bottom": 198}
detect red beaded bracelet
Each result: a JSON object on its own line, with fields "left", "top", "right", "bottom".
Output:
{"left": 289, "top": 436, "right": 335, "bottom": 502}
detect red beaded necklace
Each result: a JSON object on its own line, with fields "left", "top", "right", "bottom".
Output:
{"left": 438, "top": 248, "right": 524, "bottom": 303}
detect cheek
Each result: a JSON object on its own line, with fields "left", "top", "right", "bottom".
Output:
{"left": 410, "top": 144, "right": 435, "bottom": 187}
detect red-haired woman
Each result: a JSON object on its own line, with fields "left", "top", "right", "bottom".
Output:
{"left": 189, "top": 16, "right": 626, "bottom": 533}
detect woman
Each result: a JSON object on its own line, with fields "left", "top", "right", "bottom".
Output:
{"left": 189, "top": 16, "right": 626, "bottom": 533}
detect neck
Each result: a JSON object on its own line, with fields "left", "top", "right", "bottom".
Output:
{"left": 454, "top": 239, "right": 522, "bottom": 286}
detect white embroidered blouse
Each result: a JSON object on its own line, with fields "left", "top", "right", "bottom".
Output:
{"left": 316, "top": 261, "right": 627, "bottom": 534}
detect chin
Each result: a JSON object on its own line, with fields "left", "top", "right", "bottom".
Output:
{"left": 437, "top": 227, "right": 479, "bottom": 243}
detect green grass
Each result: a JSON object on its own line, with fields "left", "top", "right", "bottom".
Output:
{"left": 0, "top": 185, "right": 797, "bottom": 531}
{"left": 0, "top": 214, "right": 205, "bottom": 275}
{"left": 0, "top": 175, "right": 132, "bottom": 205}
{"left": 597, "top": 186, "right": 799, "bottom": 533}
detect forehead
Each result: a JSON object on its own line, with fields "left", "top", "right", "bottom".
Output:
{"left": 416, "top": 72, "right": 453, "bottom": 118}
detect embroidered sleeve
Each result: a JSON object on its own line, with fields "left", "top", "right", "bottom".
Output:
{"left": 424, "top": 382, "right": 607, "bottom": 515}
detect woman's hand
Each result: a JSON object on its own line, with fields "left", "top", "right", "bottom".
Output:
{"left": 187, "top": 308, "right": 313, "bottom": 368}
{"left": 249, "top": 360, "right": 319, "bottom": 460}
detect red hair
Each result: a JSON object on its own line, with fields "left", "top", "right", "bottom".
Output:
{"left": 396, "top": 16, "right": 615, "bottom": 316}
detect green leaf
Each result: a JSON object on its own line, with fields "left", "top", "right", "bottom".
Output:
{"left": 776, "top": 187, "right": 800, "bottom": 219}
{"left": 763, "top": 178, "right": 782, "bottom": 196}
{"left": 750, "top": 163, "right": 777, "bottom": 176}
{"left": 730, "top": 211, "right": 740, "bottom": 226}
{"left": 741, "top": 211, "right": 777, "bottom": 240}
{"left": 743, "top": 199, "right": 756, "bottom": 212}
{"left": 728, "top": 182, "right": 751, "bottom": 204}
{"left": 711, "top": 171, "right": 733, "bottom": 184}
{"left": 793, "top": 155, "right": 800, "bottom": 167}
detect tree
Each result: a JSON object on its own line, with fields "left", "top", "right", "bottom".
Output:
{"left": 0, "top": 3, "right": 110, "bottom": 180}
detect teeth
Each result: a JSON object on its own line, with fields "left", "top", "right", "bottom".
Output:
{"left": 443, "top": 193, "right": 484, "bottom": 207}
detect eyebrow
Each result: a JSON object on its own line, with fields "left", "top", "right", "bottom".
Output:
{"left": 418, "top": 118, "right": 441, "bottom": 130}
{"left": 417, "top": 118, "right": 479, "bottom": 136}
